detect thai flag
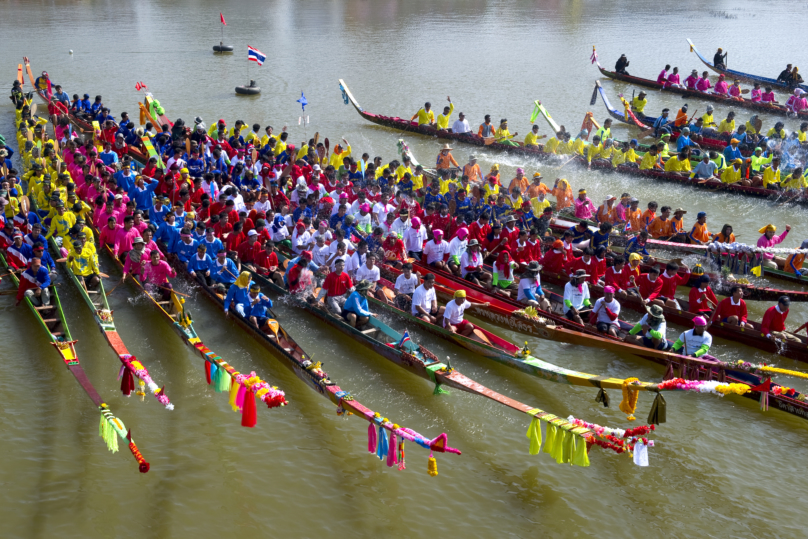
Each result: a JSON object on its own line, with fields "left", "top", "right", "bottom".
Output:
{"left": 248, "top": 46, "right": 266, "bottom": 66}
{"left": 397, "top": 330, "right": 411, "bottom": 348}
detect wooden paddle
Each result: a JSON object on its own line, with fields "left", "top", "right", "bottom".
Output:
{"left": 106, "top": 274, "right": 126, "bottom": 296}
{"left": 313, "top": 132, "right": 319, "bottom": 147}
{"left": 157, "top": 285, "right": 190, "bottom": 298}
{"left": 555, "top": 155, "right": 578, "bottom": 170}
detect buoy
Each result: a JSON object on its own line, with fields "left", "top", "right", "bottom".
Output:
{"left": 69, "top": 50, "right": 73, "bottom": 54}
{"left": 213, "top": 43, "right": 234, "bottom": 53}
{"left": 235, "top": 80, "right": 260, "bottom": 96}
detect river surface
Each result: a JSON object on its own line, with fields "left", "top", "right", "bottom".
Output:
{"left": 2, "top": 1, "right": 808, "bottom": 538}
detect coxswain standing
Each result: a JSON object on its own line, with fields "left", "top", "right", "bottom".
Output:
{"left": 713, "top": 48, "right": 727, "bottom": 69}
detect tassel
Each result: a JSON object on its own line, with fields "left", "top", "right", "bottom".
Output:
{"left": 241, "top": 387, "right": 257, "bottom": 427}
{"left": 427, "top": 452, "right": 438, "bottom": 477}
{"left": 663, "top": 361, "right": 674, "bottom": 381}
{"left": 562, "top": 431, "right": 574, "bottom": 464}
{"left": 760, "top": 391, "right": 769, "bottom": 411}
{"left": 397, "top": 440, "right": 406, "bottom": 471}
{"left": 376, "top": 426, "right": 388, "bottom": 461}
{"left": 550, "top": 429, "right": 566, "bottom": 463}
{"left": 718, "top": 368, "right": 726, "bottom": 383}
{"left": 228, "top": 380, "right": 240, "bottom": 412}
{"left": 367, "top": 423, "right": 377, "bottom": 453}
{"left": 542, "top": 423, "right": 557, "bottom": 456}
{"left": 571, "top": 435, "right": 590, "bottom": 467}
{"left": 235, "top": 384, "right": 246, "bottom": 411}
{"left": 204, "top": 360, "right": 212, "bottom": 385}
{"left": 216, "top": 367, "right": 231, "bottom": 393}
{"left": 526, "top": 417, "right": 542, "bottom": 455}
{"left": 210, "top": 362, "right": 219, "bottom": 387}
{"left": 98, "top": 415, "right": 119, "bottom": 453}
{"left": 386, "top": 430, "right": 398, "bottom": 467}
{"left": 433, "top": 383, "right": 450, "bottom": 395}
{"left": 595, "top": 388, "right": 610, "bottom": 407}
{"left": 647, "top": 392, "right": 667, "bottom": 425}
{"left": 677, "top": 360, "right": 687, "bottom": 379}
{"left": 120, "top": 368, "right": 135, "bottom": 396}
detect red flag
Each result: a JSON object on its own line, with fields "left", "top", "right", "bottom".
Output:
{"left": 140, "top": 81, "right": 148, "bottom": 90}
{"left": 220, "top": 12, "right": 226, "bottom": 25}
{"left": 135, "top": 82, "right": 141, "bottom": 91}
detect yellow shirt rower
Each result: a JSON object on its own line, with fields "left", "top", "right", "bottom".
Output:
{"left": 720, "top": 160, "right": 743, "bottom": 184}
{"left": 436, "top": 98, "right": 454, "bottom": 130}
{"left": 411, "top": 102, "right": 435, "bottom": 125}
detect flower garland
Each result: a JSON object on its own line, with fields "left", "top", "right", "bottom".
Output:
{"left": 723, "top": 360, "right": 808, "bottom": 382}
{"left": 567, "top": 416, "right": 655, "bottom": 460}
{"left": 709, "top": 241, "right": 808, "bottom": 256}
{"left": 657, "top": 378, "right": 750, "bottom": 396}
{"left": 120, "top": 354, "right": 174, "bottom": 410}
{"left": 234, "top": 372, "right": 287, "bottom": 409}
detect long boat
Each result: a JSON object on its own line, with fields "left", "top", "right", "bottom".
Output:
{"left": 546, "top": 217, "right": 808, "bottom": 302}
{"left": 377, "top": 259, "right": 808, "bottom": 420}
{"left": 167, "top": 253, "right": 462, "bottom": 471}
{"left": 592, "top": 81, "right": 808, "bottom": 204}
{"left": 593, "top": 80, "right": 751, "bottom": 155}
{"left": 245, "top": 265, "right": 648, "bottom": 463}
{"left": 535, "top": 264, "right": 808, "bottom": 363}
{"left": 0, "top": 252, "right": 150, "bottom": 472}
{"left": 94, "top": 233, "right": 288, "bottom": 422}
{"left": 687, "top": 39, "right": 808, "bottom": 93}
{"left": 595, "top": 58, "right": 805, "bottom": 119}
{"left": 22, "top": 164, "right": 173, "bottom": 411}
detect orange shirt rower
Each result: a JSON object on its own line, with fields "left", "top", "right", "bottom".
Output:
{"left": 436, "top": 144, "right": 459, "bottom": 170}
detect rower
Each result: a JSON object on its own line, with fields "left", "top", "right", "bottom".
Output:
{"left": 451, "top": 112, "right": 471, "bottom": 135}
{"left": 563, "top": 269, "right": 592, "bottom": 324}
{"left": 671, "top": 316, "right": 712, "bottom": 358}
{"left": 573, "top": 188, "right": 596, "bottom": 221}
{"left": 654, "top": 261, "right": 691, "bottom": 310}
{"left": 615, "top": 54, "right": 629, "bottom": 75}
{"left": 631, "top": 91, "right": 647, "bottom": 114}
{"left": 478, "top": 115, "right": 494, "bottom": 139}
{"left": 701, "top": 105, "right": 717, "bottom": 132}
{"left": 188, "top": 244, "right": 214, "bottom": 286}
{"left": 17, "top": 257, "right": 51, "bottom": 307}
{"left": 442, "top": 289, "right": 489, "bottom": 337}
{"left": 435, "top": 97, "right": 453, "bottom": 132}
{"left": 317, "top": 257, "right": 352, "bottom": 314}
{"left": 784, "top": 240, "right": 808, "bottom": 276}
{"left": 757, "top": 223, "right": 791, "bottom": 269}
{"left": 684, "top": 70, "right": 699, "bottom": 90}
{"left": 143, "top": 249, "right": 177, "bottom": 301}
{"left": 524, "top": 124, "right": 544, "bottom": 147}
{"left": 460, "top": 239, "right": 490, "bottom": 287}
{"left": 247, "top": 284, "right": 274, "bottom": 331}
{"left": 713, "top": 74, "right": 729, "bottom": 96}
{"left": 666, "top": 67, "right": 682, "bottom": 88}
{"left": 436, "top": 143, "right": 459, "bottom": 171}
{"left": 626, "top": 304, "right": 668, "bottom": 350}
{"left": 717, "top": 111, "right": 737, "bottom": 137}
{"left": 711, "top": 285, "right": 748, "bottom": 327}
{"left": 656, "top": 65, "right": 670, "bottom": 85}
{"left": 592, "top": 286, "right": 621, "bottom": 337}
{"left": 761, "top": 296, "right": 800, "bottom": 343}
{"left": 688, "top": 275, "right": 718, "bottom": 315}
{"left": 410, "top": 101, "right": 435, "bottom": 126}
{"left": 595, "top": 119, "right": 612, "bottom": 141}
{"left": 517, "top": 261, "right": 551, "bottom": 311}
{"left": 495, "top": 119, "right": 517, "bottom": 146}
{"left": 677, "top": 127, "right": 700, "bottom": 153}
{"left": 777, "top": 64, "right": 794, "bottom": 85}
{"left": 714, "top": 48, "right": 727, "bottom": 69}
{"left": 410, "top": 272, "right": 444, "bottom": 323}
{"left": 652, "top": 109, "right": 672, "bottom": 137}
{"left": 343, "top": 280, "right": 375, "bottom": 328}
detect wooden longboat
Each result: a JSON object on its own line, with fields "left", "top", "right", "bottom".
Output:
{"left": 245, "top": 267, "right": 613, "bottom": 459}
{"left": 93, "top": 233, "right": 289, "bottom": 418}
{"left": 686, "top": 38, "right": 808, "bottom": 93}
{"left": 595, "top": 59, "right": 806, "bottom": 120}
{"left": 0, "top": 251, "right": 150, "bottom": 471}
{"left": 381, "top": 260, "right": 808, "bottom": 421}
{"left": 24, "top": 169, "right": 172, "bottom": 410}
{"left": 167, "top": 255, "right": 463, "bottom": 465}
{"left": 535, "top": 265, "right": 808, "bottom": 363}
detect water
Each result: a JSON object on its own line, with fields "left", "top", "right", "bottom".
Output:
{"left": 2, "top": 1, "right": 808, "bottom": 537}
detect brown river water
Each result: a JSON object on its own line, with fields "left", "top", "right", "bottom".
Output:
{"left": 2, "top": 1, "right": 808, "bottom": 537}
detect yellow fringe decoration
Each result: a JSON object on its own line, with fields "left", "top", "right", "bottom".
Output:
{"left": 619, "top": 377, "right": 640, "bottom": 420}
{"left": 758, "top": 365, "right": 808, "bottom": 380}
{"left": 715, "top": 383, "right": 751, "bottom": 396}
{"left": 228, "top": 380, "right": 240, "bottom": 412}
{"left": 99, "top": 415, "right": 119, "bottom": 453}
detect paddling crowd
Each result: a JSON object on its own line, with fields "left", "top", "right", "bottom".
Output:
{"left": 2, "top": 78, "right": 807, "bottom": 353}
